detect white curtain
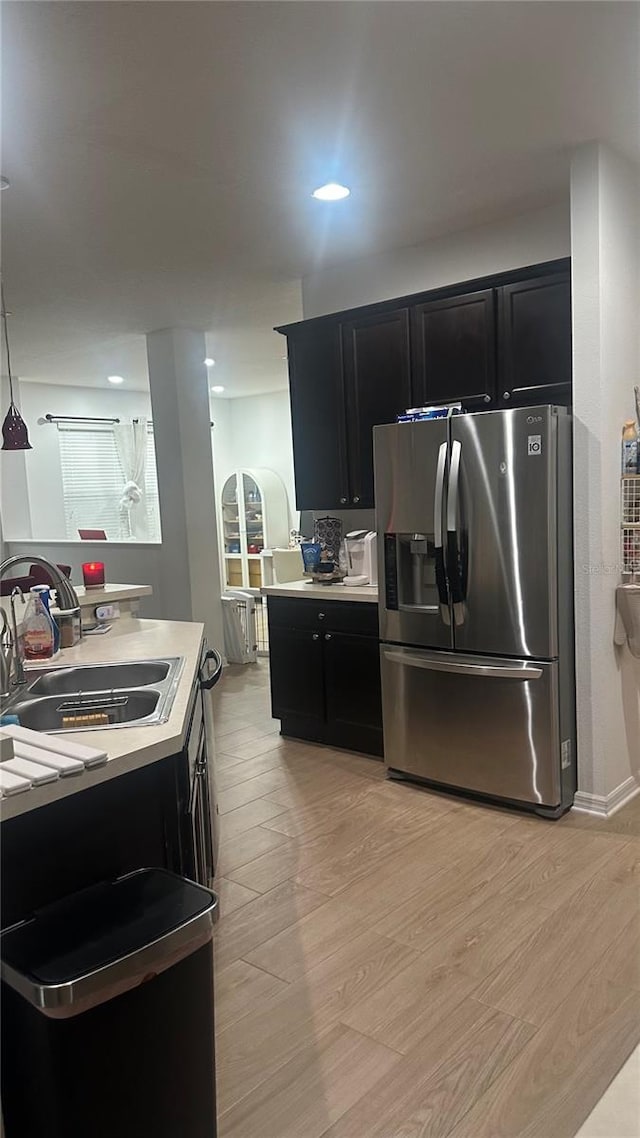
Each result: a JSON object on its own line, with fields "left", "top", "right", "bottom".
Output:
{"left": 113, "top": 417, "right": 149, "bottom": 540}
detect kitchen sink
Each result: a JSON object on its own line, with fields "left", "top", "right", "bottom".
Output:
{"left": 4, "top": 657, "right": 184, "bottom": 733}
{"left": 8, "top": 689, "right": 162, "bottom": 732}
{"left": 29, "top": 660, "right": 171, "bottom": 696}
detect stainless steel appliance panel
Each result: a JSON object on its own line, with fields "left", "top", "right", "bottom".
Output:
{"left": 450, "top": 406, "right": 560, "bottom": 659}
{"left": 381, "top": 644, "right": 562, "bottom": 807}
{"left": 374, "top": 419, "right": 453, "bottom": 649}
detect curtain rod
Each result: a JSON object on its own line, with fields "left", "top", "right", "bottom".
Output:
{"left": 45, "top": 414, "right": 120, "bottom": 424}
{"left": 45, "top": 413, "right": 213, "bottom": 426}
{"left": 45, "top": 414, "right": 149, "bottom": 425}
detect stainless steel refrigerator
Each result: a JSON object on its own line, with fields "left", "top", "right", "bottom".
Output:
{"left": 374, "top": 405, "right": 575, "bottom": 818}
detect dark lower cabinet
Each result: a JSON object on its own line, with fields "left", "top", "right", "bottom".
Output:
{"left": 411, "top": 289, "right": 496, "bottom": 410}
{"left": 268, "top": 597, "right": 383, "bottom": 758}
{"left": 323, "top": 631, "right": 383, "bottom": 756}
{"left": 269, "top": 625, "right": 325, "bottom": 722}
{"left": 1, "top": 682, "right": 207, "bottom": 930}
{"left": 0, "top": 756, "right": 182, "bottom": 930}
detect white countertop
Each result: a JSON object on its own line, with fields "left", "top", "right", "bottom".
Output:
{"left": 1, "top": 618, "right": 204, "bottom": 820}
{"left": 262, "top": 579, "right": 379, "bottom": 604}
{"left": 73, "top": 583, "right": 153, "bottom": 607}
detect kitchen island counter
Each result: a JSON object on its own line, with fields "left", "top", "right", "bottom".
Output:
{"left": 73, "top": 581, "right": 153, "bottom": 608}
{"left": 0, "top": 617, "right": 204, "bottom": 820}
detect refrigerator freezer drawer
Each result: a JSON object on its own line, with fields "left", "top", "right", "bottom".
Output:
{"left": 381, "top": 645, "right": 562, "bottom": 807}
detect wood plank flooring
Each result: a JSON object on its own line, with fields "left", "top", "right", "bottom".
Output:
{"left": 212, "top": 661, "right": 640, "bottom": 1138}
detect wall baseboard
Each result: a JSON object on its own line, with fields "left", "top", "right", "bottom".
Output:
{"left": 573, "top": 775, "right": 640, "bottom": 818}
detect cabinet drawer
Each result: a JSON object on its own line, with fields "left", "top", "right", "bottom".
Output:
{"left": 267, "top": 596, "right": 379, "bottom": 637}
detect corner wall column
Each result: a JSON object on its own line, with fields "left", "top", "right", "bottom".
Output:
{"left": 570, "top": 142, "right": 640, "bottom": 810}
{"left": 146, "top": 328, "right": 223, "bottom": 652}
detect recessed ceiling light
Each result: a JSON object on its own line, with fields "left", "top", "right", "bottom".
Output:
{"left": 211, "top": 385, "right": 224, "bottom": 394}
{"left": 312, "top": 182, "right": 350, "bottom": 201}
{"left": 204, "top": 357, "right": 215, "bottom": 367}
{"left": 107, "top": 375, "right": 124, "bottom": 385}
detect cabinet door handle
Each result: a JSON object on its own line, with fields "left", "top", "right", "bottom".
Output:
{"left": 324, "top": 633, "right": 332, "bottom": 640}
{"left": 318, "top": 612, "right": 326, "bottom": 620}
{"left": 503, "top": 391, "right": 511, "bottom": 400}
{"left": 340, "top": 496, "right": 348, "bottom": 504}
{"left": 312, "top": 633, "right": 320, "bottom": 641}
{"left": 352, "top": 496, "right": 360, "bottom": 504}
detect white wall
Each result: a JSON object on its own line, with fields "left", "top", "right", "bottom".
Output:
{"left": 571, "top": 143, "right": 640, "bottom": 805}
{"left": 4, "top": 539, "right": 163, "bottom": 618}
{"left": 2, "top": 382, "right": 163, "bottom": 618}
{"left": 0, "top": 376, "right": 32, "bottom": 540}
{"left": 302, "top": 201, "right": 570, "bottom": 317}
{"left": 211, "top": 389, "right": 296, "bottom": 529}
{"left": 1, "top": 382, "right": 153, "bottom": 540}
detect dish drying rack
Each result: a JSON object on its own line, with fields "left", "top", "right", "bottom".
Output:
{"left": 621, "top": 474, "right": 640, "bottom": 572}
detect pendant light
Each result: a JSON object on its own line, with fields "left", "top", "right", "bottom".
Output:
{"left": 1, "top": 280, "right": 32, "bottom": 450}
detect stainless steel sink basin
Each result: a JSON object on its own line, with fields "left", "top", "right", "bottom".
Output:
{"left": 5, "top": 656, "right": 184, "bottom": 733}
{"left": 29, "top": 661, "right": 171, "bottom": 696}
{"left": 9, "top": 689, "right": 162, "bottom": 732}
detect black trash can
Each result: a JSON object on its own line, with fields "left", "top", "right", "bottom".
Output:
{"left": 1, "top": 868, "right": 218, "bottom": 1138}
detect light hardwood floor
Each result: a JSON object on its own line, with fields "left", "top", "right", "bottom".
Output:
{"left": 212, "top": 661, "right": 640, "bottom": 1138}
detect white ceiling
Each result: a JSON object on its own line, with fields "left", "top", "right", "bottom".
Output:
{"left": 2, "top": 1, "right": 638, "bottom": 398}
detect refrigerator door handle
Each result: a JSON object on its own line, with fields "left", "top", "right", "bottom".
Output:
{"left": 434, "top": 442, "right": 450, "bottom": 625}
{"left": 446, "top": 439, "right": 465, "bottom": 626}
{"left": 382, "top": 648, "right": 543, "bottom": 681}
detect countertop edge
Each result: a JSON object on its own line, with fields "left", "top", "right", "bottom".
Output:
{"left": 0, "top": 619, "right": 204, "bottom": 821}
{"left": 262, "top": 581, "right": 378, "bottom": 604}
{"left": 75, "top": 583, "right": 154, "bottom": 606}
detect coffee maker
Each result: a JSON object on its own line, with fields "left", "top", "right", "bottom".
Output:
{"left": 344, "top": 531, "right": 378, "bottom": 586}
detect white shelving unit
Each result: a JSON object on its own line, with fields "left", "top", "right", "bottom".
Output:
{"left": 220, "top": 468, "right": 289, "bottom": 592}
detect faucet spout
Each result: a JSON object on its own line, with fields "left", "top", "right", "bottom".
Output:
{"left": 0, "top": 555, "right": 81, "bottom": 614}
{"left": 0, "top": 558, "right": 82, "bottom": 690}
{"left": 9, "top": 588, "right": 27, "bottom": 686}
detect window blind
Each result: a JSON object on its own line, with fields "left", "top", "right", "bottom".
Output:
{"left": 144, "top": 431, "right": 161, "bottom": 540}
{"left": 58, "top": 425, "right": 161, "bottom": 541}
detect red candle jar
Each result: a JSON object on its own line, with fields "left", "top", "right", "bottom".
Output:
{"left": 82, "top": 561, "right": 105, "bottom": 589}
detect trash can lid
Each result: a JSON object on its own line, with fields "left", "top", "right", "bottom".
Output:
{"left": 1, "top": 869, "right": 217, "bottom": 1018}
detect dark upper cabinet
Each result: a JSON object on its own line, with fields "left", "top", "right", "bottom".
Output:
{"left": 286, "top": 322, "right": 349, "bottom": 510}
{"left": 411, "top": 289, "right": 496, "bottom": 410}
{"left": 283, "top": 308, "right": 411, "bottom": 511}
{"left": 498, "top": 273, "right": 572, "bottom": 406}
{"left": 279, "top": 259, "right": 571, "bottom": 511}
{"left": 341, "top": 309, "right": 412, "bottom": 508}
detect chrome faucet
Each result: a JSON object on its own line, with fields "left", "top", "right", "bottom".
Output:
{"left": 6, "top": 587, "right": 27, "bottom": 688}
{"left": 0, "top": 605, "right": 14, "bottom": 697}
{"left": 0, "top": 557, "right": 81, "bottom": 692}
{"left": 1, "top": 588, "right": 28, "bottom": 694}
{"left": 0, "top": 555, "right": 80, "bottom": 613}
